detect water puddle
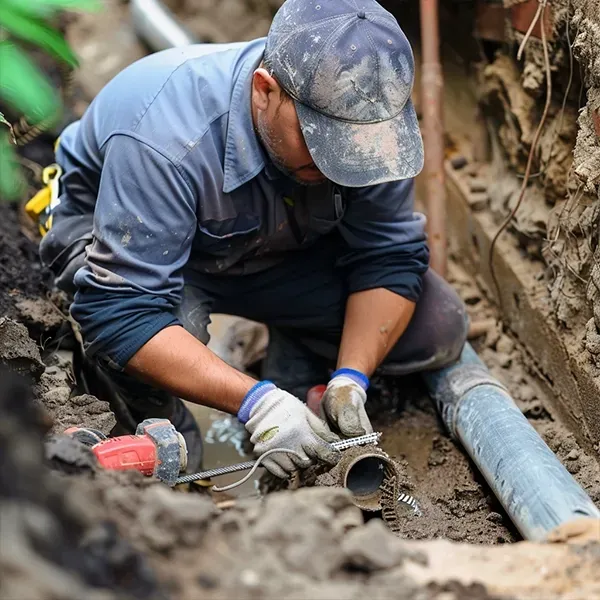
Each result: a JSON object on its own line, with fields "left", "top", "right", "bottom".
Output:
{"left": 186, "top": 402, "right": 262, "bottom": 499}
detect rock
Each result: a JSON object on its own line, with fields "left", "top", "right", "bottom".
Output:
{"left": 0, "top": 317, "right": 45, "bottom": 379}
{"left": 496, "top": 352, "right": 512, "bottom": 368}
{"left": 450, "top": 155, "right": 468, "bottom": 169}
{"left": 36, "top": 362, "right": 116, "bottom": 436}
{"left": 44, "top": 435, "right": 98, "bottom": 473}
{"left": 496, "top": 335, "right": 515, "bottom": 355}
{"left": 486, "top": 512, "right": 504, "bottom": 523}
{"left": 341, "top": 519, "right": 425, "bottom": 571}
{"left": 16, "top": 297, "right": 64, "bottom": 337}
{"left": 566, "top": 449, "right": 581, "bottom": 461}
{"left": 467, "top": 192, "right": 490, "bottom": 211}
{"left": 519, "top": 385, "right": 537, "bottom": 402}
{"left": 469, "top": 178, "right": 489, "bottom": 193}
{"left": 251, "top": 487, "right": 362, "bottom": 580}
{"left": 134, "top": 486, "right": 218, "bottom": 552}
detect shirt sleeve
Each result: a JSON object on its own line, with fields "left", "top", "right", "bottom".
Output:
{"left": 337, "top": 178, "right": 429, "bottom": 302}
{"left": 70, "top": 134, "right": 197, "bottom": 369}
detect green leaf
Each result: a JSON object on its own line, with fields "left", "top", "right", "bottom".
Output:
{"left": 1, "top": 0, "right": 101, "bottom": 18}
{"left": 0, "top": 128, "right": 25, "bottom": 201}
{"left": 0, "top": 41, "right": 61, "bottom": 125}
{"left": 0, "top": 5, "right": 80, "bottom": 66}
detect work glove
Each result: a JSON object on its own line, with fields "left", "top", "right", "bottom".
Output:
{"left": 238, "top": 381, "right": 340, "bottom": 479}
{"left": 321, "top": 368, "right": 373, "bottom": 437}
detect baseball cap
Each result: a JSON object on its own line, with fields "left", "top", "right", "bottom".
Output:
{"left": 264, "top": 0, "right": 424, "bottom": 187}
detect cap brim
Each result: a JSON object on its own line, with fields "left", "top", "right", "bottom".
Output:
{"left": 296, "top": 99, "right": 424, "bottom": 188}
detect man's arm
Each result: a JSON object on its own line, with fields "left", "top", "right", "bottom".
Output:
{"left": 319, "top": 178, "right": 428, "bottom": 436}
{"left": 337, "top": 288, "right": 415, "bottom": 377}
{"left": 71, "top": 134, "right": 255, "bottom": 415}
{"left": 336, "top": 177, "right": 428, "bottom": 372}
{"left": 126, "top": 325, "right": 255, "bottom": 413}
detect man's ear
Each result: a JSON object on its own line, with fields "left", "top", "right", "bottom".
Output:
{"left": 252, "top": 68, "right": 280, "bottom": 111}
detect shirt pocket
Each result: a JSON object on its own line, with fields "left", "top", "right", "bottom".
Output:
{"left": 307, "top": 186, "right": 345, "bottom": 235}
{"left": 195, "top": 214, "right": 260, "bottom": 255}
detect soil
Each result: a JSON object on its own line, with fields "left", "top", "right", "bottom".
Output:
{"left": 0, "top": 203, "right": 49, "bottom": 319}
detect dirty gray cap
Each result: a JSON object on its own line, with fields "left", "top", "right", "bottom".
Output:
{"left": 264, "top": 0, "right": 424, "bottom": 187}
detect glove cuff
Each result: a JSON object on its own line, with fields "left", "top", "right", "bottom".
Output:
{"left": 331, "top": 368, "right": 369, "bottom": 391}
{"left": 238, "top": 380, "right": 276, "bottom": 424}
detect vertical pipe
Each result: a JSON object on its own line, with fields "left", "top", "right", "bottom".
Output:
{"left": 130, "top": 0, "right": 197, "bottom": 52}
{"left": 419, "top": 0, "right": 447, "bottom": 278}
{"left": 422, "top": 344, "right": 600, "bottom": 541}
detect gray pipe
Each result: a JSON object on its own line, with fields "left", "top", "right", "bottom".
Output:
{"left": 422, "top": 343, "right": 600, "bottom": 541}
{"left": 130, "top": 0, "right": 197, "bottom": 52}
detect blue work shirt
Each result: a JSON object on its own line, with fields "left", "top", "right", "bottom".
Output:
{"left": 51, "top": 39, "right": 429, "bottom": 369}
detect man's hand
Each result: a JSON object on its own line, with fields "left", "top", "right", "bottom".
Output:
{"left": 321, "top": 369, "right": 373, "bottom": 437}
{"left": 240, "top": 382, "right": 340, "bottom": 478}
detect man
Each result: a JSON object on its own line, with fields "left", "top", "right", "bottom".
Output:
{"left": 39, "top": 0, "right": 468, "bottom": 477}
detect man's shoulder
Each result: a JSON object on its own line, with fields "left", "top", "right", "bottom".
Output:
{"left": 90, "top": 40, "right": 265, "bottom": 164}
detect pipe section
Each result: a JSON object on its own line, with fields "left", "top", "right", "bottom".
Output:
{"left": 419, "top": 0, "right": 447, "bottom": 277}
{"left": 130, "top": 0, "right": 197, "bottom": 52}
{"left": 341, "top": 450, "right": 395, "bottom": 511}
{"left": 422, "top": 343, "right": 600, "bottom": 541}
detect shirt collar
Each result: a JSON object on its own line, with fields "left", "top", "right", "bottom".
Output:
{"left": 223, "top": 40, "right": 267, "bottom": 194}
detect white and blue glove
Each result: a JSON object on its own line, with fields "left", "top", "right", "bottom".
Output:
{"left": 238, "top": 381, "right": 340, "bottom": 479}
{"left": 321, "top": 368, "right": 373, "bottom": 437}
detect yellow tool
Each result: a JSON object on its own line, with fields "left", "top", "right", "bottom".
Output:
{"left": 25, "top": 162, "right": 62, "bottom": 236}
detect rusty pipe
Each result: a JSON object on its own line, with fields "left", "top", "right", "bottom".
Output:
{"left": 420, "top": 0, "right": 447, "bottom": 278}
{"left": 340, "top": 450, "right": 396, "bottom": 511}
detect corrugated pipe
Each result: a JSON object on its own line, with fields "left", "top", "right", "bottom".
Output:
{"left": 419, "top": 0, "right": 447, "bottom": 277}
{"left": 422, "top": 343, "right": 600, "bottom": 541}
{"left": 130, "top": 0, "right": 197, "bottom": 52}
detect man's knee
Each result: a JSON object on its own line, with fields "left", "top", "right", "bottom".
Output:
{"left": 428, "top": 280, "right": 468, "bottom": 368}
{"left": 382, "top": 270, "right": 468, "bottom": 374}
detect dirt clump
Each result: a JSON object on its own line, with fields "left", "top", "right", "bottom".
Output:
{"left": 0, "top": 368, "right": 165, "bottom": 600}
{"left": 0, "top": 317, "right": 45, "bottom": 378}
{"left": 16, "top": 296, "right": 64, "bottom": 341}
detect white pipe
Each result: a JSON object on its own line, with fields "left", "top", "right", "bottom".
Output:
{"left": 130, "top": 0, "right": 197, "bottom": 52}
{"left": 422, "top": 343, "right": 600, "bottom": 541}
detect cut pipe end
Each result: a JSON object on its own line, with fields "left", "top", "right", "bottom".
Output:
{"left": 340, "top": 450, "right": 397, "bottom": 512}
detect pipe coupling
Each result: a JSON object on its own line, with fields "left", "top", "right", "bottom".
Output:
{"left": 432, "top": 363, "right": 508, "bottom": 437}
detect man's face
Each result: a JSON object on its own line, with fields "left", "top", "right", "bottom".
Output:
{"left": 252, "top": 69, "right": 326, "bottom": 186}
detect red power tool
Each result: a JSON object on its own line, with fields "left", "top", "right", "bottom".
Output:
{"left": 65, "top": 418, "right": 187, "bottom": 486}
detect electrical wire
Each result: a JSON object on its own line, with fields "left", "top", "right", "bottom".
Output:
{"left": 210, "top": 448, "right": 307, "bottom": 493}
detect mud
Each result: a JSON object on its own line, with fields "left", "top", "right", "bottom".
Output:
{"left": 0, "top": 204, "right": 49, "bottom": 317}
{"left": 3, "top": 369, "right": 600, "bottom": 600}
{"left": 2, "top": 4, "right": 600, "bottom": 598}
{"left": 16, "top": 296, "right": 65, "bottom": 340}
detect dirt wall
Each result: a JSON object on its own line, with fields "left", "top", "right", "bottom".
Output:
{"left": 466, "top": 1, "right": 600, "bottom": 431}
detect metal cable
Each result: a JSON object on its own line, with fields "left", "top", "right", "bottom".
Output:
{"left": 175, "top": 432, "right": 382, "bottom": 487}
